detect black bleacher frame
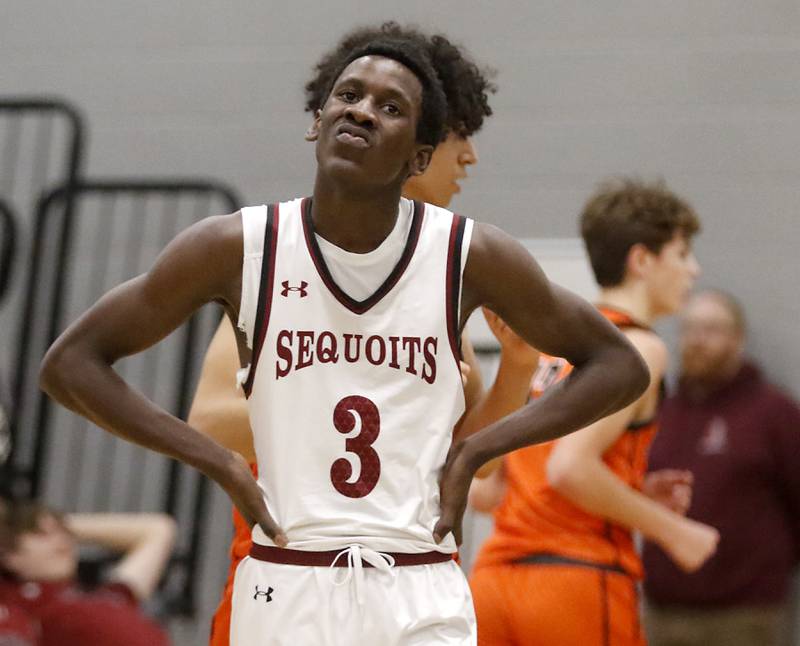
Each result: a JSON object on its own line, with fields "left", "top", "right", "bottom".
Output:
{"left": 0, "top": 97, "right": 84, "bottom": 206}
{"left": 0, "top": 198, "right": 17, "bottom": 305}
{"left": 1, "top": 97, "right": 86, "bottom": 448}
{"left": 12, "top": 179, "right": 242, "bottom": 616}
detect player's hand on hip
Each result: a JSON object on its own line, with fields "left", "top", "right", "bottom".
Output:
{"left": 433, "top": 440, "right": 475, "bottom": 546}
{"left": 219, "top": 451, "right": 287, "bottom": 547}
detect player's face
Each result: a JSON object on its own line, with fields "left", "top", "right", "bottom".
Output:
{"left": 309, "top": 56, "right": 434, "bottom": 189}
{"left": 1, "top": 513, "right": 77, "bottom": 582}
{"left": 644, "top": 233, "right": 700, "bottom": 318}
{"left": 679, "top": 294, "right": 743, "bottom": 380}
{"left": 403, "top": 132, "right": 478, "bottom": 208}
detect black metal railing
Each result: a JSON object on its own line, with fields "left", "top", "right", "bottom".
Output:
{"left": 1, "top": 97, "right": 86, "bottom": 425}
{"left": 10, "top": 179, "right": 242, "bottom": 615}
{"left": 0, "top": 97, "right": 85, "bottom": 212}
{"left": 0, "top": 198, "right": 17, "bottom": 305}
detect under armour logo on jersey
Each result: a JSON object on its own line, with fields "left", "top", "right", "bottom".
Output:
{"left": 253, "top": 585, "right": 274, "bottom": 602}
{"left": 281, "top": 280, "right": 308, "bottom": 298}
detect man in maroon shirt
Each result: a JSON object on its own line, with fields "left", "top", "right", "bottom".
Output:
{"left": 643, "top": 289, "right": 800, "bottom": 646}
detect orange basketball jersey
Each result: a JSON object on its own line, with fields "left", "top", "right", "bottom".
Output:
{"left": 473, "top": 306, "right": 658, "bottom": 579}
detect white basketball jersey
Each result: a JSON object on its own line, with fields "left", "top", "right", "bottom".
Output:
{"left": 238, "top": 197, "right": 472, "bottom": 554}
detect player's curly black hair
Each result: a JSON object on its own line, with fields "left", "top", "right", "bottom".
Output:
{"left": 305, "top": 22, "right": 496, "bottom": 143}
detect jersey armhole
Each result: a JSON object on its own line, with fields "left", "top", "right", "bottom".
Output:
{"left": 237, "top": 205, "right": 269, "bottom": 346}
{"left": 240, "top": 204, "right": 279, "bottom": 397}
{"left": 445, "top": 214, "right": 470, "bottom": 365}
{"left": 620, "top": 325, "right": 665, "bottom": 430}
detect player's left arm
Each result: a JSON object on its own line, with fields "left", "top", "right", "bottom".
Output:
{"left": 545, "top": 330, "right": 674, "bottom": 525}
{"left": 434, "top": 222, "right": 649, "bottom": 543}
{"left": 544, "top": 330, "right": 693, "bottom": 515}
{"left": 548, "top": 332, "right": 718, "bottom": 572}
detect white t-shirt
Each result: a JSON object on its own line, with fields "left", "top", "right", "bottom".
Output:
{"left": 314, "top": 198, "right": 413, "bottom": 301}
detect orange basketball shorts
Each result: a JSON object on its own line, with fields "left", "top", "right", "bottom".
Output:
{"left": 470, "top": 561, "right": 645, "bottom": 646}
{"left": 209, "top": 561, "right": 237, "bottom": 646}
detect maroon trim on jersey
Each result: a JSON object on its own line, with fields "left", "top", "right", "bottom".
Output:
{"left": 300, "top": 197, "right": 425, "bottom": 314}
{"left": 249, "top": 543, "right": 453, "bottom": 567}
{"left": 445, "top": 214, "right": 467, "bottom": 365}
{"left": 243, "top": 204, "right": 280, "bottom": 398}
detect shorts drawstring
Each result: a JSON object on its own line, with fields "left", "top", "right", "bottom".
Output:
{"left": 329, "top": 545, "right": 397, "bottom": 605}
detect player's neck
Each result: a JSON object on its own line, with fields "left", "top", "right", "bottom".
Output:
{"left": 596, "top": 284, "right": 655, "bottom": 326}
{"left": 311, "top": 176, "right": 404, "bottom": 253}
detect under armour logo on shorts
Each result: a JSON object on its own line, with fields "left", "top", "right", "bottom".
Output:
{"left": 254, "top": 585, "right": 274, "bottom": 602}
{"left": 281, "top": 281, "right": 308, "bottom": 298}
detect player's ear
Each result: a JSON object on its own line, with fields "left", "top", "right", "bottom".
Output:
{"left": 627, "top": 242, "right": 653, "bottom": 279}
{"left": 408, "top": 145, "right": 434, "bottom": 177}
{"left": 305, "top": 110, "right": 322, "bottom": 142}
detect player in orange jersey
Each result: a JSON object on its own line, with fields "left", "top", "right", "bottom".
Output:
{"left": 186, "top": 23, "right": 513, "bottom": 646}
{"left": 469, "top": 179, "right": 720, "bottom": 646}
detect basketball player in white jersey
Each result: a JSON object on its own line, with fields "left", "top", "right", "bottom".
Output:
{"left": 190, "top": 23, "right": 497, "bottom": 473}
{"left": 40, "top": 29, "right": 649, "bottom": 645}
{"left": 191, "top": 25, "right": 524, "bottom": 646}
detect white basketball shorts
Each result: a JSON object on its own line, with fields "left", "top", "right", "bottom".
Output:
{"left": 230, "top": 545, "right": 476, "bottom": 645}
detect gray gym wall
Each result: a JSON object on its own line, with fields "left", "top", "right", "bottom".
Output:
{"left": 2, "top": 1, "right": 799, "bottom": 643}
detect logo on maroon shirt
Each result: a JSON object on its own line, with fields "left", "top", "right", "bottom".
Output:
{"left": 698, "top": 416, "right": 729, "bottom": 455}
{"left": 281, "top": 280, "right": 308, "bottom": 297}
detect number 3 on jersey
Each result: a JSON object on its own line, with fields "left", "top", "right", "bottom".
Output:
{"left": 330, "top": 395, "right": 381, "bottom": 498}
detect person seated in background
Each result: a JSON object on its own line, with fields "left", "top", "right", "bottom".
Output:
{"left": 0, "top": 498, "right": 176, "bottom": 646}
{"left": 643, "top": 289, "right": 800, "bottom": 646}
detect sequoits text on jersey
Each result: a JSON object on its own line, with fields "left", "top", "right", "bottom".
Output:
{"left": 275, "top": 329, "right": 438, "bottom": 384}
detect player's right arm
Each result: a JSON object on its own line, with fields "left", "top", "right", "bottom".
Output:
{"left": 187, "top": 318, "right": 256, "bottom": 463}
{"left": 39, "top": 213, "right": 286, "bottom": 546}
{"left": 546, "top": 330, "right": 719, "bottom": 572}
